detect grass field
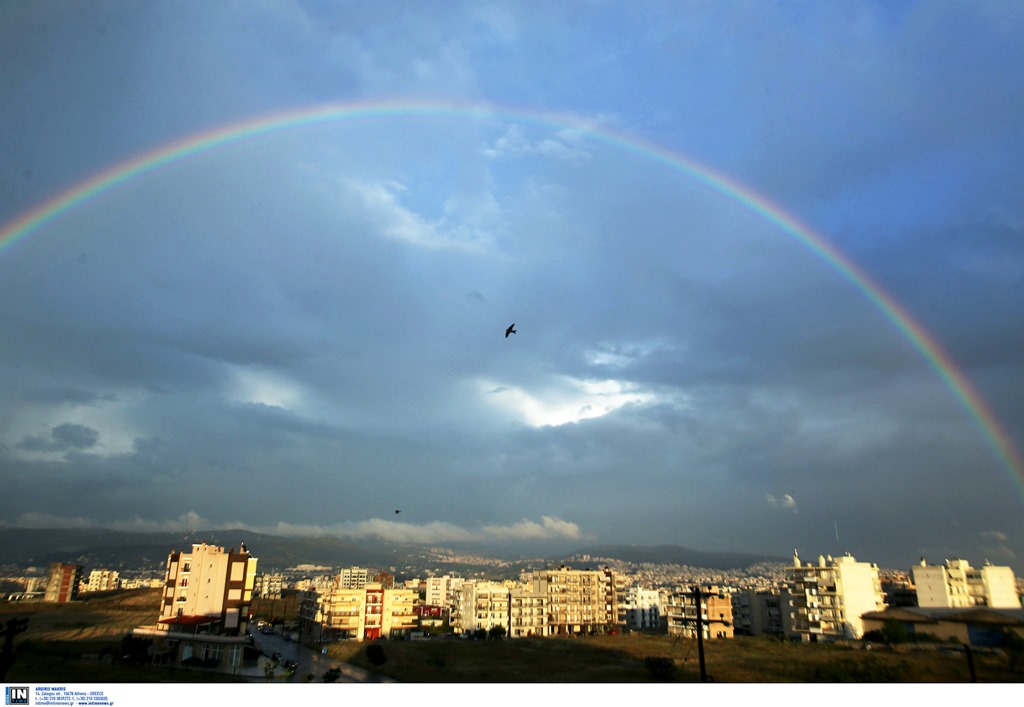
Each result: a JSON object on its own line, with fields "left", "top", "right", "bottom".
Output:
{"left": 0, "top": 588, "right": 244, "bottom": 682}
{"left": 328, "top": 633, "right": 1024, "bottom": 683}
{"left": 3, "top": 591, "right": 1022, "bottom": 683}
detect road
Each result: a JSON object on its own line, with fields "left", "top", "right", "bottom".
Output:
{"left": 250, "top": 629, "right": 394, "bottom": 683}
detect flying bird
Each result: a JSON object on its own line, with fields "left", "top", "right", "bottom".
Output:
{"left": 505, "top": 323, "right": 516, "bottom": 338}
{"left": 395, "top": 509, "right": 401, "bottom": 514}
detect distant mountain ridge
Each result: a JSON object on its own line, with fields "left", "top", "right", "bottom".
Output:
{"left": 0, "top": 527, "right": 786, "bottom": 575}
{"left": 0, "top": 527, "right": 394, "bottom": 574}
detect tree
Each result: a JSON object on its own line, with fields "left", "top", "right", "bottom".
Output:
{"left": 365, "top": 643, "right": 387, "bottom": 666}
{"left": 644, "top": 656, "right": 676, "bottom": 681}
{"left": 488, "top": 625, "right": 507, "bottom": 640}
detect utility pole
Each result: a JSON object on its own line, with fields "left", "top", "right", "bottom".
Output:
{"left": 682, "top": 586, "right": 730, "bottom": 683}
{"left": 0, "top": 617, "right": 30, "bottom": 680}
{"left": 692, "top": 586, "right": 708, "bottom": 683}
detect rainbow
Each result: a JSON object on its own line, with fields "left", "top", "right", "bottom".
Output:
{"left": 2, "top": 98, "right": 1022, "bottom": 489}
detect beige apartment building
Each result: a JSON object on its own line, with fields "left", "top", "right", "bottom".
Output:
{"left": 85, "top": 569, "right": 120, "bottom": 593}
{"left": 912, "top": 558, "right": 1021, "bottom": 609}
{"left": 131, "top": 541, "right": 259, "bottom": 672}
{"left": 301, "top": 583, "right": 418, "bottom": 641}
{"left": 157, "top": 542, "right": 258, "bottom": 630}
{"left": 525, "top": 566, "right": 624, "bottom": 636}
{"left": 665, "top": 586, "right": 734, "bottom": 639}
{"left": 785, "top": 551, "right": 886, "bottom": 641}
{"left": 509, "top": 586, "right": 547, "bottom": 638}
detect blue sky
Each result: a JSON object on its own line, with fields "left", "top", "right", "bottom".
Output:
{"left": 1, "top": 1, "right": 1023, "bottom": 573}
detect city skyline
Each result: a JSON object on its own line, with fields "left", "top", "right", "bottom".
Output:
{"left": 1, "top": 2, "right": 1023, "bottom": 574}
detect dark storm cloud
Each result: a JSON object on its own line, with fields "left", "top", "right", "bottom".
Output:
{"left": 16, "top": 423, "right": 99, "bottom": 452}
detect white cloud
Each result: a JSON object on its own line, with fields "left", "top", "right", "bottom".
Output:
{"left": 110, "top": 512, "right": 209, "bottom": 533}
{"left": 12, "top": 513, "right": 95, "bottom": 529}
{"left": 6, "top": 513, "right": 581, "bottom": 545}
{"left": 346, "top": 178, "right": 493, "bottom": 251}
{"left": 766, "top": 494, "right": 798, "bottom": 514}
{"left": 479, "top": 376, "right": 656, "bottom": 427}
{"left": 585, "top": 338, "right": 678, "bottom": 369}
{"left": 483, "top": 124, "right": 591, "bottom": 163}
{"left": 979, "top": 530, "right": 1009, "bottom": 543}
{"left": 229, "top": 365, "right": 306, "bottom": 411}
{"left": 483, "top": 516, "right": 581, "bottom": 540}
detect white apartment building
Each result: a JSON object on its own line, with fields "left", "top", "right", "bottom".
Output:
{"left": 338, "top": 567, "right": 369, "bottom": 589}
{"left": 913, "top": 558, "right": 1021, "bottom": 609}
{"left": 85, "top": 569, "right": 120, "bottom": 593}
{"left": 426, "top": 574, "right": 463, "bottom": 608}
{"left": 452, "top": 580, "right": 512, "bottom": 636}
{"left": 785, "top": 551, "right": 885, "bottom": 641}
{"left": 254, "top": 573, "right": 283, "bottom": 599}
{"left": 622, "top": 586, "right": 662, "bottom": 632}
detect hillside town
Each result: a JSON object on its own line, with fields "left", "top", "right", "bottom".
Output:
{"left": 4, "top": 541, "right": 1023, "bottom": 676}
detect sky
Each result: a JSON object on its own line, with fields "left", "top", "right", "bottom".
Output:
{"left": 1, "top": 1, "right": 1023, "bottom": 573}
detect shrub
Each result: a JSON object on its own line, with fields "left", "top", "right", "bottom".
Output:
{"left": 365, "top": 643, "right": 387, "bottom": 666}
{"left": 811, "top": 655, "right": 910, "bottom": 682}
{"left": 643, "top": 656, "right": 676, "bottom": 681}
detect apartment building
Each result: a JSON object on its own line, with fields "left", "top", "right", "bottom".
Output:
{"left": 785, "top": 551, "right": 885, "bottom": 641}
{"left": 525, "top": 566, "right": 623, "bottom": 636}
{"left": 664, "top": 585, "right": 734, "bottom": 639}
{"left": 300, "top": 583, "right": 418, "bottom": 641}
{"left": 85, "top": 569, "right": 120, "bottom": 593}
{"left": 732, "top": 589, "right": 784, "bottom": 637}
{"left": 43, "top": 562, "right": 83, "bottom": 603}
{"left": 913, "top": 559, "right": 1021, "bottom": 609}
{"left": 452, "top": 580, "right": 512, "bottom": 636}
{"left": 130, "top": 541, "right": 259, "bottom": 672}
{"left": 621, "top": 586, "right": 662, "bottom": 632}
{"left": 509, "top": 586, "right": 547, "bottom": 638}
{"left": 338, "top": 567, "right": 370, "bottom": 589}
{"left": 426, "top": 574, "right": 463, "bottom": 608}
{"left": 156, "top": 542, "right": 258, "bottom": 630}
{"left": 254, "top": 573, "right": 283, "bottom": 599}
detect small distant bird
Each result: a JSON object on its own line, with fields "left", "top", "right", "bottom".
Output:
{"left": 395, "top": 509, "right": 401, "bottom": 514}
{"left": 505, "top": 323, "right": 517, "bottom": 338}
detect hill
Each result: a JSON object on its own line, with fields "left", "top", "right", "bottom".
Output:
{"left": 0, "top": 527, "right": 786, "bottom": 577}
